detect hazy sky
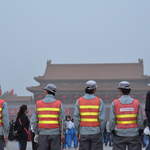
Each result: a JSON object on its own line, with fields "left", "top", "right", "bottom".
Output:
{"left": 0, "top": 0, "right": 150, "bottom": 95}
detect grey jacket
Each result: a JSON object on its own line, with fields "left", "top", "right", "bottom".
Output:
{"left": 109, "top": 95, "right": 143, "bottom": 137}
{"left": 73, "top": 93, "right": 105, "bottom": 135}
{"left": 31, "top": 94, "right": 64, "bottom": 135}
{"left": 0, "top": 101, "right": 9, "bottom": 137}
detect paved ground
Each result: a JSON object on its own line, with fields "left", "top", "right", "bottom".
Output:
{"left": 4, "top": 141, "right": 32, "bottom": 150}
{"left": 4, "top": 141, "right": 145, "bottom": 150}
{"left": 4, "top": 142, "right": 113, "bottom": 150}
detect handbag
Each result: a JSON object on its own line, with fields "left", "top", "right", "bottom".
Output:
{"left": 144, "top": 126, "right": 150, "bottom": 135}
{"left": 19, "top": 119, "right": 32, "bottom": 141}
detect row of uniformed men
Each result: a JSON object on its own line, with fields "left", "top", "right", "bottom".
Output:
{"left": 0, "top": 80, "right": 144, "bottom": 150}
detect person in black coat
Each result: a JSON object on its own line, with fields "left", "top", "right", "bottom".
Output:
{"left": 14, "top": 105, "right": 30, "bottom": 150}
{"left": 145, "top": 91, "right": 150, "bottom": 150}
{"left": 8, "top": 120, "right": 15, "bottom": 141}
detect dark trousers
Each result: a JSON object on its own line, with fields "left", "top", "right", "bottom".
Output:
{"left": 146, "top": 136, "right": 150, "bottom": 150}
{"left": 18, "top": 140, "right": 27, "bottom": 150}
{"left": 0, "top": 136, "right": 4, "bottom": 150}
{"left": 37, "top": 135, "right": 61, "bottom": 150}
{"left": 79, "top": 133, "right": 103, "bottom": 150}
{"left": 104, "top": 132, "right": 112, "bottom": 146}
{"left": 112, "top": 135, "right": 142, "bottom": 150}
{"left": 31, "top": 132, "right": 38, "bottom": 150}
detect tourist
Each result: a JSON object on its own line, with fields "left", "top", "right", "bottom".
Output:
{"left": 105, "top": 121, "right": 112, "bottom": 146}
{"left": 8, "top": 119, "right": 15, "bottom": 141}
{"left": 103, "top": 123, "right": 107, "bottom": 146}
{"left": 145, "top": 91, "right": 150, "bottom": 150}
{"left": 143, "top": 125, "right": 150, "bottom": 149}
{"left": 109, "top": 81, "right": 143, "bottom": 150}
{"left": 64, "top": 116, "right": 78, "bottom": 149}
{"left": 14, "top": 105, "right": 30, "bottom": 150}
{"left": 73, "top": 80, "right": 105, "bottom": 150}
{"left": 0, "top": 98, "right": 9, "bottom": 150}
{"left": 31, "top": 83, "right": 64, "bottom": 150}
{"left": 30, "top": 118, "right": 38, "bottom": 150}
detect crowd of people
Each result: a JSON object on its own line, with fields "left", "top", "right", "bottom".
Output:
{"left": 0, "top": 80, "right": 150, "bottom": 150}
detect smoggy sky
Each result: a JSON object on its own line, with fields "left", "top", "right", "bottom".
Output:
{"left": 0, "top": 0, "right": 150, "bottom": 95}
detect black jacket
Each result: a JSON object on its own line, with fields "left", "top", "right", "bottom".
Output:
{"left": 14, "top": 114, "right": 30, "bottom": 141}
{"left": 145, "top": 91, "right": 150, "bottom": 127}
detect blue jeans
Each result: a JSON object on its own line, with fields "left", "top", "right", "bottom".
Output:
{"left": 105, "top": 132, "right": 112, "bottom": 146}
{"left": 65, "top": 128, "right": 78, "bottom": 148}
{"left": 18, "top": 140, "right": 27, "bottom": 150}
{"left": 146, "top": 136, "right": 150, "bottom": 150}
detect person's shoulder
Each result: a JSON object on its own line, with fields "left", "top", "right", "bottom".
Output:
{"left": 112, "top": 98, "right": 119, "bottom": 103}
{"left": 20, "top": 114, "right": 28, "bottom": 120}
{"left": 56, "top": 99, "right": 62, "bottom": 103}
{"left": 0, "top": 99, "right": 6, "bottom": 102}
{"left": 36, "top": 99, "right": 43, "bottom": 103}
{"left": 97, "top": 96, "right": 103, "bottom": 101}
{"left": 96, "top": 96, "right": 104, "bottom": 103}
{"left": 96, "top": 97, "right": 102, "bottom": 104}
{"left": 0, "top": 99, "right": 7, "bottom": 106}
{"left": 76, "top": 96, "right": 83, "bottom": 104}
{"left": 77, "top": 96, "right": 83, "bottom": 101}
{"left": 132, "top": 98, "right": 140, "bottom": 105}
{"left": 146, "top": 91, "right": 150, "bottom": 96}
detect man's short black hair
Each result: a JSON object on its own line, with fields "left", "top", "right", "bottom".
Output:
{"left": 46, "top": 90, "right": 55, "bottom": 96}
{"left": 65, "top": 115, "right": 71, "bottom": 120}
{"left": 85, "top": 87, "right": 96, "bottom": 94}
{"left": 119, "top": 88, "right": 131, "bottom": 95}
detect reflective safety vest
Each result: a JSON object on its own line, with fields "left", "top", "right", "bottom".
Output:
{"left": 78, "top": 97, "right": 101, "bottom": 127}
{"left": 0, "top": 99, "right": 5, "bottom": 127}
{"left": 36, "top": 100, "right": 61, "bottom": 129}
{"left": 113, "top": 98, "right": 140, "bottom": 129}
